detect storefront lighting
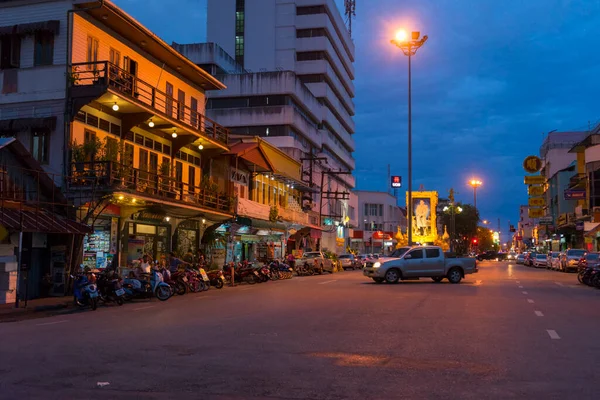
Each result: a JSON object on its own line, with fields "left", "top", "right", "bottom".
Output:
{"left": 172, "top": 130, "right": 177, "bottom": 138}
{"left": 198, "top": 144, "right": 204, "bottom": 150}
{"left": 131, "top": 198, "right": 136, "bottom": 203}
{"left": 112, "top": 102, "right": 119, "bottom": 111}
{"left": 148, "top": 119, "right": 155, "bottom": 128}
{"left": 202, "top": 218, "right": 206, "bottom": 224}
{"left": 165, "top": 216, "right": 170, "bottom": 222}
{"left": 118, "top": 195, "right": 124, "bottom": 200}
{"left": 286, "top": 184, "right": 290, "bottom": 188}
{"left": 271, "top": 176, "right": 275, "bottom": 180}
{"left": 290, "top": 185, "right": 294, "bottom": 189}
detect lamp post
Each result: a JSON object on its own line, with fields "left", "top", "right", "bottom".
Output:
{"left": 468, "top": 179, "right": 482, "bottom": 212}
{"left": 443, "top": 204, "right": 463, "bottom": 252}
{"left": 391, "top": 30, "right": 428, "bottom": 246}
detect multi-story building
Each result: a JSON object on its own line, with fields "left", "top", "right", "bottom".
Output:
{"left": 0, "top": 0, "right": 316, "bottom": 296}
{"left": 515, "top": 205, "right": 535, "bottom": 251}
{"left": 174, "top": 0, "right": 356, "bottom": 254}
{"left": 354, "top": 190, "right": 406, "bottom": 255}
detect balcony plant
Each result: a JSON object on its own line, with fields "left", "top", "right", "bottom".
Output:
{"left": 269, "top": 205, "right": 279, "bottom": 222}
{"left": 67, "top": 66, "right": 79, "bottom": 86}
{"left": 159, "top": 159, "right": 172, "bottom": 196}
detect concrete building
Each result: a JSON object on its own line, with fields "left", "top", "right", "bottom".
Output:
{"left": 174, "top": 0, "right": 356, "bottom": 253}
{"left": 354, "top": 190, "right": 406, "bottom": 255}
{"left": 515, "top": 205, "right": 535, "bottom": 251}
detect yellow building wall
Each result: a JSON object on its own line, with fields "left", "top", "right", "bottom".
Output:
{"left": 71, "top": 14, "right": 207, "bottom": 114}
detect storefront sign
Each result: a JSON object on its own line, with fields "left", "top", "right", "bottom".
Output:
{"left": 585, "top": 237, "right": 593, "bottom": 244}
{"left": 538, "top": 216, "right": 553, "bottom": 225}
{"left": 576, "top": 222, "right": 584, "bottom": 231}
{"left": 515, "top": 235, "right": 523, "bottom": 241}
{"left": 528, "top": 208, "right": 545, "bottom": 218}
{"left": 391, "top": 175, "right": 402, "bottom": 188}
{"left": 528, "top": 186, "right": 544, "bottom": 196}
{"left": 564, "top": 189, "right": 586, "bottom": 200}
{"left": 523, "top": 156, "right": 542, "bottom": 173}
{"left": 557, "top": 214, "right": 569, "bottom": 226}
{"left": 524, "top": 175, "right": 545, "bottom": 185}
{"left": 528, "top": 197, "right": 545, "bottom": 207}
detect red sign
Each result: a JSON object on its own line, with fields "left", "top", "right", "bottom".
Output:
{"left": 515, "top": 236, "right": 523, "bottom": 241}
{"left": 372, "top": 231, "right": 393, "bottom": 240}
{"left": 391, "top": 176, "right": 402, "bottom": 188}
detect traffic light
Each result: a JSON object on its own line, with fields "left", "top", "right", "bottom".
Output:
{"left": 472, "top": 238, "right": 478, "bottom": 245}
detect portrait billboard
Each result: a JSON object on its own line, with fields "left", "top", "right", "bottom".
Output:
{"left": 406, "top": 191, "right": 438, "bottom": 244}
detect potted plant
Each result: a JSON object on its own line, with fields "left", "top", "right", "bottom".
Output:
{"left": 67, "top": 66, "right": 80, "bottom": 86}
{"left": 70, "top": 140, "right": 86, "bottom": 172}
{"left": 159, "top": 159, "right": 172, "bottom": 195}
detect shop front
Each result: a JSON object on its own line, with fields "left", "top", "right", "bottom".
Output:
{"left": 125, "top": 219, "right": 171, "bottom": 263}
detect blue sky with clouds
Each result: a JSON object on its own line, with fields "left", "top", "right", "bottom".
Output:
{"left": 116, "top": 0, "right": 600, "bottom": 236}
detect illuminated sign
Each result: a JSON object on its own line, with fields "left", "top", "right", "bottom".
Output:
{"left": 524, "top": 175, "right": 546, "bottom": 185}
{"left": 528, "top": 186, "right": 544, "bottom": 196}
{"left": 523, "top": 156, "right": 542, "bottom": 174}
{"left": 528, "top": 208, "right": 545, "bottom": 218}
{"left": 528, "top": 197, "right": 545, "bottom": 207}
{"left": 391, "top": 176, "right": 402, "bottom": 188}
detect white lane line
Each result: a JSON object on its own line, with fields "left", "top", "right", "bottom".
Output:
{"left": 516, "top": 281, "right": 521, "bottom": 284}
{"left": 527, "top": 299, "right": 535, "bottom": 303}
{"left": 133, "top": 306, "right": 155, "bottom": 311}
{"left": 547, "top": 330, "right": 561, "bottom": 340}
{"left": 36, "top": 320, "right": 68, "bottom": 326}
{"left": 522, "top": 291, "right": 528, "bottom": 295}
{"left": 534, "top": 311, "right": 544, "bottom": 317}
{"left": 555, "top": 282, "right": 564, "bottom": 287}
{"left": 318, "top": 280, "right": 338, "bottom": 285}
{"left": 518, "top": 286, "right": 524, "bottom": 288}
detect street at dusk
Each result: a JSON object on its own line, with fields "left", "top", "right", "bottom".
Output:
{"left": 2, "top": 263, "right": 600, "bottom": 400}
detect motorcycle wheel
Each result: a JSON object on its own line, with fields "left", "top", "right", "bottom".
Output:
{"left": 155, "top": 286, "right": 171, "bottom": 301}
{"left": 176, "top": 281, "right": 187, "bottom": 295}
{"left": 116, "top": 297, "right": 124, "bottom": 306}
{"left": 192, "top": 280, "right": 204, "bottom": 293}
{"left": 215, "top": 279, "right": 224, "bottom": 289}
{"left": 577, "top": 272, "right": 585, "bottom": 284}
{"left": 90, "top": 297, "right": 98, "bottom": 311}
{"left": 203, "top": 281, "right": 210, "bottom": 291}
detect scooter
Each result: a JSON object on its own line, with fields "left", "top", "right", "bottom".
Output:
{"left": 97, "top": 268, "right": 125, "bottom": 306}
{"left": 206, "top": 269, "right": 226, "bottom": 289}
{"left": 72, "top": 271, "right": 99, "bottom": 311}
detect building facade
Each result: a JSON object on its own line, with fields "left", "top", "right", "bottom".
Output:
{"left": 174, "top": 0, "right": 356, "bottom": 254}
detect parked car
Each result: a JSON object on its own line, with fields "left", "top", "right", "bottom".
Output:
{"left": 477, "top": 251, "right": 498, "bottom": 261}
{"left": 578, "top": 252, "right": 600, "bottom": 270}
{"left": 297, "top": 252, "right": 334, "bottom": 273}
{"left": 548, "top": 252, "right": 561, "bottom": 270}
{"left": 560, "top": 249, "right": 586, "bottom": 272}
{"left": 363, "top": 245, "right": 478, "bottom": 284}
{"left": 516, "top": 254, "right": 526, "bottom": 264}
{"left": 497, "top": 252, "right": 508, "bottom": 261}
{"left": 533, "top": 253, "right": 548, "bottom": 268}
{"left": 525, "top": 251, "right": 537, "bottom": 267}
{"left": 338, "top": 254, "right": 360, "bottom": 270}
{"left": 507, "top": 252, "right": 518, "bottom": 261}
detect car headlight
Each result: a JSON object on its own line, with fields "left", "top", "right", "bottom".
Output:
{"left": 373, "top": 262, "right": 381, "bottom": 268}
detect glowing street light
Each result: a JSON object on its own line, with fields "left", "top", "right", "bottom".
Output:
{"left": 391, "top": 29, "right": 428, "bottom": 245}
{"left": 468, "top": 179, "right": 483, "bottom": 213}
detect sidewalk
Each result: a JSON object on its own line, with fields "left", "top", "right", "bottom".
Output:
{"left": 0, "top": 296, "right": 72, "bottom": 322}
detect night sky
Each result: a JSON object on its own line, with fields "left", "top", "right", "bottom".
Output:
{"left": 116, "top": 0, "right": 600, "bottom": 239}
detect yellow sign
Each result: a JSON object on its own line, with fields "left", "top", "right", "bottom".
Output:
{"left": 528, "top": 197, "right": 545, "bottom": 207}
{"left": 523, "top": 156, "right": 543, "bottom": 174}
{"left": 528, "top": 208, "right": 545, "bottom": 218}
{"left": 406, "top": 191, "right": 438, "bottom": 244}
{"left": 524, "top": 175, "right": 546, "bottom": 185}
{"left": 528, "top": 186, "right": 544, "bottom": 196}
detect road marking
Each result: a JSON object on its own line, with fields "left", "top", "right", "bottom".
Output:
{"left": 534, "top": 311, "right": 544, "bottom": 317}
{"left": 522, "top": 291, "right": 528, "bottom": 295}
{"left": 36, "top": 320, "right": 68, "bottom": 326}
{"left": 133, "top": 306, "right": 155, "bottom": 311}
{"left": 547, "top": 330, "right": 561, "bottom": 340}
{"left": 527, "top": 299, "right": 535, "bottom": 303}
{"left": 555, "top": 282, "right": 564, "bottom": 287}
{"left": 241, "top": 287, "right": 254, "bottom": 291}
{"left": 518, "top": 286, "right": 523, "bottom": 288}
{"left": 195, "top": 295, "right": 214, "bottom": 299}
{"left": 516, "top": 281, "right": 521, "bottom": 284}
{"left": 318, "top": 280, "right": 338, "bottom": 285}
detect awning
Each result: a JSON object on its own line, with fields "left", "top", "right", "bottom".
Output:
{"left": 250, "top": 219, "right": 286, "bottom": 232}
{"left": 0, "top": 208, "right": 91, "bottom": 234}
{"left": 0, "top": 20, "right": 60, "bottom": 36}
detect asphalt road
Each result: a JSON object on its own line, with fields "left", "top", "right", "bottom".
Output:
{"left": 1, "top": 261, "right": 600, "bottom": 399}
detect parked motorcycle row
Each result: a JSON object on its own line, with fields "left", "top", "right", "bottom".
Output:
{"left": 71, "top": 260, "right": 295, "bottom": 311}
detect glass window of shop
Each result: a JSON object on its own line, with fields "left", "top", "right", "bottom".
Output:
{"left": 176, "top": 220, "right": 199, "bottom": 258}
{"left": 252, "top": 175, "right": 300, "bottom": 207}
{"left": 83, "top": 218, "right": 118, "bottom": 269}
{"left": 126, "top": 222, "right": 170, "bottom": 263}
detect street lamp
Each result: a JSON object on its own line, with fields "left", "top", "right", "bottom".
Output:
{"left": 443, "top": 204, "right": 462, "bottom": 252}
{"left": 468, "top": 179, "right": 482, "bottom": 212}
{"left": 391, "top": 30, "right": 428, "bottom": 246}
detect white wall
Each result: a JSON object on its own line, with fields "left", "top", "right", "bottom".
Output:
{"left": 244, "top": 0, "right": 277, "bottom": 72}
{"left": 207, "top": 0, "right": 236, "bottom": 58}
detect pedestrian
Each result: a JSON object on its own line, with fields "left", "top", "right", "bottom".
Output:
{"left": 287, "top": 253, "right": 295, "bottom": 270}
{"left": 168, "top": 252, "right": 188, "bottom": 273}
{"left": 140, "top": 255, "right": 152, "bottom": 274}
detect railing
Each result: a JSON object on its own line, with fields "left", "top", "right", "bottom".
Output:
{"left": 69, "top": 161, "right": 233, "bottom": 214}
{"left": 70, "top": 61, "right": 229, "bottom": 146}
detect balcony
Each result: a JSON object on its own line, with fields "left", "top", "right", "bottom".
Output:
{"left": 236, "top": 197, "right": 311, "bottom": 226}
{"left": 69, "top": 61, "right": 229, "bottom": 149}
{"left": 68, "top": 161, "right": 233, "bottom": 214}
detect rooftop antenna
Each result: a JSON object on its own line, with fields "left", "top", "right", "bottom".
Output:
{"left": 344, "top": 0, "right": 356, "bottom": 37}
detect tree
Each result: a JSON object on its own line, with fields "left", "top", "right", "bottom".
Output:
{"left": 439, "top": 203, "right": 479, "bottom": 255}
{"left": 476, "top": 226, "right": 496, "bottom": 251}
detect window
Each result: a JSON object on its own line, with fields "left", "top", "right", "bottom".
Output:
{"left": 296, "top": 51, "right": 326, "bottom": 61}
{"left": 425, "top": 248, "right": 441, "bottom": 258}
{"left": 0, "top": 34, "right": 21, "bottom": 69}
{"left": 297, "top": 5, "right": 326, "bottom": 15}
{"left": 109, "top": 48, "right": 120, "bottom": 68}
{"left": 190, "top": 97, "right": 198, "bottom": 127}
{"left": 86, "top": 36, "right": 99, "bottom": 65}
{"left": 31, "top": 130, "right": 49, "bottom": 164}
{"left": 379, "top": 204, "right": 383, "bottom": 216}
{"left": 188, "top": 165, "right": 196, "bottom": 190}
{"left": 165, "top": 82, "right": 174, "bottom": 117}
{"left": 149, "top": 153, "right": 158, "bottom": 174}
{"left": 177, "top": 89, "right": 185, "bottom": 121}
{"left": 364, "top": 203, "right": 368, "bottom": 216}
{"left": 296, "top": 28, "right": 326, "bottom": 38}
{"left": 34, "top": 31, "right": 54, "bottom": 66}
{"left": 83, "top": 129, "right": 97, "bottom": 161}
{"left": 369, "top": 204, "right": 378, "bottom": 216}
{"left": 407, "top": 249, "right": 423, "bottom": 259}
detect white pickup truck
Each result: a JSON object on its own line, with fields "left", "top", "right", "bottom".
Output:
{"left": 363, "top": 245, "right": 478, "bottom": 284}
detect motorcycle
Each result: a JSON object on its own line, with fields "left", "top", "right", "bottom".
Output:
{"left": 205, "top": 269, "right": 226, "bottom": 289}
{"left": 72, "top": 271, "right": 99, "bottom": 311}
{"left": 97, "top": 268, "right": 125, "bottom": 306}
{"left": 123, "top": 270, "right": 171, "bottom": 301}
{"left": 197, "top": 267, "right": 211, "bottom": 291}
{"left": 184, "top": 267, "right": 205, "bottom": 293}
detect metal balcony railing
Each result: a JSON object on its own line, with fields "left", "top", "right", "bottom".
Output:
{"left": 70, "top": 61, "right": 229, "bottom": 146}
{"left": 69, "top": 161, "right": 233, "bottom": 214}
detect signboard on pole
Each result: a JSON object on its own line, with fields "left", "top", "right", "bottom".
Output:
{"left": 528, "top": 208, "right": 545, "bottom": 218}
{"left": 528, "top": 186, "right": 544, "bottom": 196}
{"left": 524, "top": 175, "right": 546, "bottom": 185}
{"left": 391, "top": 176, "right": 402, "bottom": 188}
{"left": 528, "top": 197, "right": 545, "bottom": 207}
{"left": 523, "top": 156, "right": 543, "bottom": 174}
{"left": 564, "top": 189, "right": 586, "bottom": 200}
{"left": 538, "top": 216, "right": 553, "bottom": 225}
